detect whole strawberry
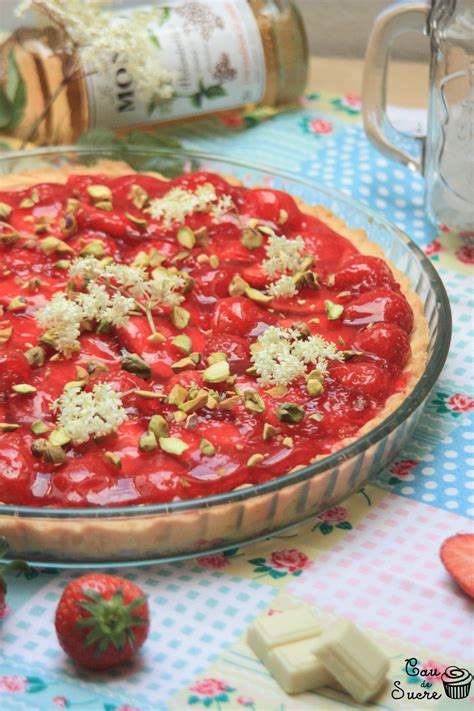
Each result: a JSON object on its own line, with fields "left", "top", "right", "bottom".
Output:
{"left": 55, "top": 574, "right": 149, "bottom": 669}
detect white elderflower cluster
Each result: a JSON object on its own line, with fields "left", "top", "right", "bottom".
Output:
{"left": 148, "top": 183, "right": 233, "bottom": 228}
{"left": 262, "top": 231, "right": 305, "bottom": 277}
{"left": 76, "top": 282, "right": 135, "bottom": 326}
{"left": 53, "top": 383, "right": 128, "bottom": 444}
{"left": 35, "top": 293, "right": 83, "bottom": 357}
{"left": 251, "top": 326, "right": 344, "bottom": 387}
{"left": 16, "top": 1, "right": 174, "bottom": 102}
{"left": 266, "top": 275, "right": 298, "bottom": 299}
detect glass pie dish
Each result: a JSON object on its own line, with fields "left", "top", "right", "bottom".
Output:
{"left": 0, "top": 146, "right": 451, "bottom": 567}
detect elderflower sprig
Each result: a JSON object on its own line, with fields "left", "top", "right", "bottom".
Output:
{"left": 251, "top": 326, "right": 344, "bottom": 387}
{"left": 147, "top": 183, "right": 235, "bottom": 228}
{"left": 262, "top": 231, "right": 305, "bottom": 277}
{"left": 53, "top": 383, "right": 128, "bottom": 444}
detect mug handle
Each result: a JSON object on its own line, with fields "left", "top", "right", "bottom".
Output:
{"left": 362, "top": 1, "right": 430, "bottom": 173}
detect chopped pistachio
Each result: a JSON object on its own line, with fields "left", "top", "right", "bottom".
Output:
{"left": 0, "top": 226, "right": 19, "bottom": 245}
{"left": 262, "top": 423, "right": 278, "bottom": 441}
{"left": 307, "top": 369, "right": 324, "bottom": 382}
{"left": 189, "top": 352, "right": 201, "bottom": 365}
{"left": 207, "top": 351, "right": 227, "bottom": 365}
{"left": 338, "top": 335, "right": 345, "bottom": 346}
{"left": 87, "top": 184, "right": 112, "bottom": 202}
{"left": 129, "top": 184, "right": 149, "bottom": 209}
{"left": 179, "top": 273, "right": 195, "bottom": 294}
{"left": 241, "top": 226, "right": 263, "bottom": 250}
{"left": 209, "top": 254, "right": 219, "bottom": 269}
{"left": 247, "top": 453, "right": 265, "bottom": 467}
{"left": 7, "top": 296, "right": 27, "bottom": 312}
{"left": 104, "top": 451, "right": 122, "bottom": 469}
{"left": 80, "top": 240, "right": 106, "bottom": 258}
{"left": 125, "top": 212, "right": 147, "bottom": 228}
{"left": 149, "top": 415, "right": 169, "bottom": 438}
{"left": 217, "top": 395, "right": 240, "bottom": 410}
{"left": 0, "top": 202, "right": 13, "bottom": 220}
{"left": 194, "top": 226, "right": 210, "bottom": 247}
{"left": 200, "top": 438, "right": 215, "bottom": 456}
{"left": 229, "top": 274, "right": 249, "bottom": 297}
{"left": 95, "top": 200, "right": 113, "bottom": 211}
{"left": 256, "top": 224, "right": 274, "bottom": 236}
{"left": 122, "top": 353, "right": 151, "bottom": 380}
{"left": 60, "top": 213, "right": 78, "bottom": 237}
{"left": 19, "top": 198, "right": 35, "bottom": 208}
{"left": 31, "top": 438, "right": 48, "bottom": 457}
{"left": 174, "top": 411, "right": 187, "bottom": 423}
{"left": 276, "top": 402, "right": 305, "bottom": 424}
{"left": 244, "top": 286, "right": 272, "bottom": 304}
{"left": 139, "top": 431, "right": 158, "bottom": 452}
{"left": 202, "top": 360, "right": 230, "bottom": 383}
{"left": 243, "top": 389, "right": 265, "bottom": 413}
{"left": 134, "top": 389, "right": 165, "bottom": 400}
{"left": 43, "top": 444, "right": 68, "bottom": 465}
{"left": 310, "top": 412, "right": 324, "bottom": 422}
{"left": 147, "top": 331, "right": 167, "bottom": 346}
{"left": 63, "top": 380, "right": 87, "bottom": 392}
{"left": 170, "top": 251, "right": 189, "bottom": 264}
{"left": 279, "top": 209, "right": 288, "bottom": 225}
{"left": 185, "top": 413, "right": 198, "bottom": 430}
{"left": 159, "top": 436, "right": 189, "bottom": 455}
{"left": 12, "top": 383, "right": 37, "bottom": 395}
{"left": 196, "top": 253, "right": 209, "bottom": 264}
{"left": 282, "top": 436, "right": 294, "bottom": 448}
{"left": 75, "top": 365, "right": 89, "bottom": 380}
{"left": 177, "top": 226, "right": 196, "bottom": 249}
{"left": 293, "top": 321, "right": 311, "bottom": 339}
{"left": 337, "top": 290, "right": 352, "bottom": 299}
{"left": 31, "top": 420, "right": 50, "bottom": 435}
{"left": 66, "top": 198, "right": 80, "bottom": 214}
{"left": 25, "top": 346, "right": 46, "bottom": 367}
{"left": 172, "top": 334, "right": 192, "bottom": 354}
{"left": 168, "top": 384, "right": 188, "bottom": 406}
{"left": 171, "top": 356, "right": 197, "bottom": 373}
{"left": 49, "top": 429, "right": 71, "bottom": 447}
{"left": 0, "top": 422, "right": 20, "bottom": 432}
{"left": 304, "top": 271, "right": 320, "bottom": 289}
{"left": 326, "top": 274, "right": 336, "bottom": 287}
{"left": 180, "top": 391, "right": 208, "bottom": 414}
{"left": 24, "top": 277, "right": 46, "bottom": 292}
{"left": 54, "top": 259, "right": 72, "bottom": 270}
{"left": 324, "top": 299, "right": 344, "bottom": 320}
{"left": 171, "top": 305, "right": 191, "bottom": 330}
{"left": 307, "top": 378, "right": 324, "bottom": 396}
{"left": 0, "top": 326, "right": 13, "bottom": 344}
{"left": 266, "top": 384, "right": 288, "bottom": 398}
{"left": 40, "top": 236, "right": 73, "bottom": 256}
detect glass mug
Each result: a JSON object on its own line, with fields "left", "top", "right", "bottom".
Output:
{"left": 363, "top": 0, "right": 474, "bottom": 233}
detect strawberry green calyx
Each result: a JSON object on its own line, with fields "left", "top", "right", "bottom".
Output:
{"left": 0, "top": 536, "right": 33, "bottom": 597}
{"left": 76, "top": 587, "right": 148, "bottom": 655}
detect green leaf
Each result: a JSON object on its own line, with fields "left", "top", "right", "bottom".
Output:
{"left": 188, "top": 697, "right": 199, "bottom": 705}
{"left": 0, "top": 89, "right": 14, "bottom": 130}
{"left": 336, "top": 521, "right": 352, "bottom": 530}
{"left": 203, "top": 699, "right": 213, "bottom": 708}
{"left": 269, "top": 569, "right": 287, "bottom": 579}
{"left": 204, "top": 85, "right": 226, "bottom": 99}
{"left": 388, "top": 476, "right": 400, "bottom": 486}
{"left": 77, "top": 128, "right": 123, "bottom": 148}
{"left": 224, "top": 547, "right": 239, "bottom": 557}
{"left": 191, "top": 93, "right": 202, "bottom": 108}
{"left": 292, "top": 569, "right": 303, "bottom": 576}
{"left": 26, "top": 677, "right": 47, "bottom": 693}
{"left": 149, "top": 33, "right": 161, "bottom": 50}
{"left": 248, "top": 557, "right": 266, "bottom": 565}
{"left": 159, "top": 7, "right": 171, "bottom": 24}
{"left": 4, "top": 51, "right": 27, "bottom": 130}
{"left": 252, "top": 565, "right": 270, "bottom": 574}
{"left": 319, "top": 521, "right": 333, "bottom": 535}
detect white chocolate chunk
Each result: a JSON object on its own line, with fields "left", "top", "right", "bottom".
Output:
{"left": 266, "top": 637, "right": 336, "bottom": 694}
{"left": 312, "top": 619, "right": 389, "bottom": 703}
{"left": 247, "top": 608, "right": 323, "bottom": 664}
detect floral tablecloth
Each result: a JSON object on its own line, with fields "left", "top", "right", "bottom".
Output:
{"left": 0, "top": 93, "right": 473, "bottom": 711}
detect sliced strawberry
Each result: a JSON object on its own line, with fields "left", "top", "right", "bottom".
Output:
{"left": 331, "top": 255, "right": 397, "bottom": 293}
{"left": 344, "top": 289, "right": 414, "bottom": 334}
{"left": 440, "top": 534, "right": 474, "bottom": 598}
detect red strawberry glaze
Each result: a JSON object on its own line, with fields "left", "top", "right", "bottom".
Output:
{"left": 0, "top": 171, "right": 417, "bottom": 507}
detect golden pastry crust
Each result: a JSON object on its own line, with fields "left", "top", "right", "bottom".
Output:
{"left": 0, "top": 162, "right": 429, "bottom": 563}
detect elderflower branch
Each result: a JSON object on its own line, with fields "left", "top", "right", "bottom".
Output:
{"left": 251, "top": 326, "right": 344, "bottom": 387}
{"left": 147, "top": 183, "right": 235, "bottom": 228}
{"left": 53, "top": 383, "right": 128, "bottom": 444}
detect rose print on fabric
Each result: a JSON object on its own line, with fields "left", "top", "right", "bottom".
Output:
{"left": 301, "top": 116, "right": 334, "bottom": 136}
{"left": 430, "top": 392, "right": 474, "bottom": 416}
{"left": 456, "top": 243, "right": 474, "bottom": 265}
{"left": 197, "top": 547, "right": 241, "bottom": 569}
{"left": 424, "top": 239, "right": 443, "bottom": 260}
{"left": 188, "top": 678, "right": 236, "bottom": 707}
{"left": 247, "top": 548, "right": 310, "bottom": 579}
{"left": 0, "top": 675, "right": 46, "bottom": 693}
{"left": 237, "top": 696, "right": 255, "bottom": 709}
{"left": 331, "top": 95, "right": 362, "bottom": 115}
{"left": 388, "top": 459, "right": 420, "bottom": 485}
{"left": 312, "top": 505, "right": 353, "bottom": 534}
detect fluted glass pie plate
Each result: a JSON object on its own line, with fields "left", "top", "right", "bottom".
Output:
{"left": 0, "top": 146, "right": 451, "bottom": 567}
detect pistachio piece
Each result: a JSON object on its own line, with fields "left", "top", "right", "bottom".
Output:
{"left": 60, "top": 212, "right": 78, "bottom": 237}
{"left": 276, "top": 402, "right": 305, "bottom": 424}
{"left": 63, "top": 380, "right": 87, "bottom": 392}
{"left": 149, "top": 415, "right": 169, "bottom": 438}
{"left": 80, "top": 240, "right": 106, "bottom": 258}
{"left": 309, "top": 412, "right": 324, "bottom": 422}
{"left": 262, "top": 423, "right": 278, "bottom": 441}
{"left": 304, "top": 271, "right": 320, "bottom": 289}
{"left": 279, "top": 209, "right": 288, "bottom": 225}
{"left": 0, "top": 327, "right": 13, "bottom": 344}
{"left": 241, "top": 226, "right": 263, "bottom": 250}
{"left": 139, "top": 431, "right": 158, "bottom": 452}
{"left": 247, "top": 453, "right": 265, "bottom": 467}
{"left": 229, "top": 274, "right": 249, "bottom": 297}
{"left": 19, "top": 198, "right": 35, "bottom": 208}
{"left": 39, "top": 331, "right": 58, "bottom": 349}
{"left": 199, "top": 438, "right": 215, "bottom": 456}
{"left": 168, "top": 384, "right": 188, "bottom": 406}
{"left": 134, "top": 389, "right": 165, "bottom": 400}
{"left": 125, "top": 212, "right": 147, "bottom": 228}
{"left": 31, "top": 438, "right": 48, "bottom": 457}
{"left": 174, "top": 411, "right": 187, "bottom": 423}
{"left": 87, "top": 184, "right": 112, "bottom": 202}
{"left": 171, "top": 356, "right": 197, "bottom": 373}
{"left": 104, "top": 451, "right": 122, "bottom": 469}
{"left": 66, "top": 198, "right": 80, "bottom": 214}
{"left": 207, "top": 351, "right": 227, "bottom": 365}
{"left": 147, "top": 331, "right": 167, "bottom": 346}
{"left": 194, "top": 226, "right": 210, "bottom": 248}
{"left": 171, "top": 305, "right": 190, "bottom": 330}
{"left": 0, "top": 225, "right": 19, "bottom": 245}
{"left": 282, "top": 436, "right": 294, "bottom": 448}
{"left": 0, "top": 422, "right": 20, "bottom": 432}
{"left": 180, "top": 391, "right": 208, "bottom": 414}
{"left": 217, "top": 395, "right": 240, "bottom": 410}
{"left": 171, "top": 334, "right": 192, "bottom": 355}
{"left": 244, "top": 286, "right": 272, "bottom": 304}
{"left": 243, "top": 389, "right": 265, "bottom": 413}
{"left": 307, "top": 378, "right": 324, "bottom": 396}
{"left": 122, "top": 353, "right": 151, "bottom": 380}
{"left": 324, "top": 299, "right": 344, "bottom": 320}
{"left": 31, "top": 420, "right": 50, "bottom": 435}
{"left": 177, "top": 226, "right": 196, "bottom": 249}
{"left": 43, "top": 444, "right": 68, "bottom": 465}
{"left": 209, "top": 254, "right": 219, "bottom": 268}
{"left": 25, "top": 346, "right": 46, "bottom": 367}
{"left": 49, "top": 429, "right": 71, "bottom": 447}
{"left": 0, "top": 202, "right": 13, "bottom": 220}
{"left": 40, "top": 236, "right": 73, "bottom": 256}
{"left": 12, "top": 383, "right": 37, "bottom": 395}
{"left": 159, "top": 436, "right": 189, "bottom": 456}
{"left": 129, "top": 184, "right": 149, "bottom": 209}
{"left": 95, "top": 200, "right": 113, "bottom": 211}
{"left": 54, "top": 259, "right": 72, "bottom": 270}
{"left": 7, "top": 296, "right": 27, "bottom": 312}
{"left": 202, "top": 360, "right": 230, "bottom": 383}
{"left": 293, "top": 321, "right": 311, "bottom": 339}
{"left": 337, "top": 290, "right": 352, "bottom": 299}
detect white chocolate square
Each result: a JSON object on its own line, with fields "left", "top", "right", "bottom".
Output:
{"left": 312, "top": 619, "right": 389, "bottom": 703}
{"left": 266, "top": 637, "right": 335, "bottom": 694}
{"left": 247, "top": 608, "right": 323, "bottom": 664}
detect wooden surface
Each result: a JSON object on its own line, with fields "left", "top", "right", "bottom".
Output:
{"left": 308, "top": 56, "right": 429, "bottom": 108}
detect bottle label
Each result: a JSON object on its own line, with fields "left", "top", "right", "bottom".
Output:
{"left": 84, "top": 0, "right": 266, "bottom": 129}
